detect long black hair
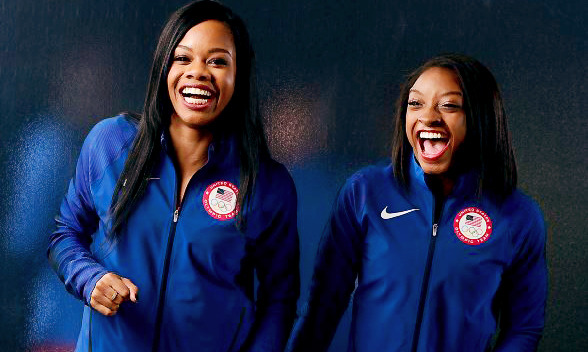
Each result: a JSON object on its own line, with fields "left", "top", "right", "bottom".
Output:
{"left": 391, "top": 53, "right": 517, "bottom": 197}
{"left": 109, "top": 0, "right": 268, "bottom": 238}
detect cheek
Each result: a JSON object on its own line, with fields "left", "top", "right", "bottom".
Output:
{"left": 226, "top": 78, "right": 235, "bottom": 98}
{"left": 457, "top": 115, "right": 467, "bottom": 139}
{"left": 167, "top": 70, "right": 177, "bottom": 98}
{"left": 451, "top": 116, "right": 467, "bottom": 148}
{"left": 222, "top": 73, "right": 236, "bottom": 101}
{"left": 404, "top": 114, "right": 417, "bottom": 146}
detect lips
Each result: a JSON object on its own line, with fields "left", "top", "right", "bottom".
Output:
{"left": 179, "top": 85, "right": 216, "bottom": 108}
{"left": 418, "top": 130, "right": 450, "bottom": 160}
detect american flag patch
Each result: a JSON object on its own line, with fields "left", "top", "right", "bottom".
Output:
{"left": 454, "top": 207, "right": 492, "bottom": 246}
{"left": 203, "top": 181, "right": 239, "bottom": 221}
{"left": 216, "top": 188, "right": 234, "bottom": 202}
{"left": 464, "top": 214, "right": 482, "bottom": 227}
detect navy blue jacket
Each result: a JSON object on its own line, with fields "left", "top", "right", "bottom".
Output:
{"left": 288, "top": 159, "right": 547, "bottom": 351}
{"left": 48, "top": 115, "right": 299, "bottom": 351}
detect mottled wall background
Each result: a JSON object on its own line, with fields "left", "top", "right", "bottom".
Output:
{"left": 0, "top": 0, "right": 586, "bottom": 351}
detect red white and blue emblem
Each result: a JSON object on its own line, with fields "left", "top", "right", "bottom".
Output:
{"left": 453, "top": 207, "right": 492, "bottom": 245}
{"left": 203, "top": 181, "right": 239, "bottom": 220}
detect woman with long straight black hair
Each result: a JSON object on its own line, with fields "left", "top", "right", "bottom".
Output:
{"left": 288, "top": 54, "right": 547, "bottom": 351}
{"left": 48, "top": 1, "right": 299, "bottom": 351}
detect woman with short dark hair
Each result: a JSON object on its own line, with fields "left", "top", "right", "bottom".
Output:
{"left": 288, "top": 54, "right": 547, "bottom": 352}
{"left": 48, "top": 1, "right": 299, "bottom": 351}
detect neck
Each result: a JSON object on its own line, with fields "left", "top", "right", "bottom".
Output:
{"left": 168, "top": 116, "right": 213, "bottom": 178}
{"left": 425, "top": 173, "right": 455, "bottom": 198}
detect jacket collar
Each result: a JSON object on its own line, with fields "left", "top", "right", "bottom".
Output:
{"left": 159, "top": 129, "right": 239, "bottom": 168}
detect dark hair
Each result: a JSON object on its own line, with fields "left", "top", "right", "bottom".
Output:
{"left": 391, "top": 53, "right": 517, "bottom": 196}
{"left": 109, "top": 0, "right": 268, "bottom": 237}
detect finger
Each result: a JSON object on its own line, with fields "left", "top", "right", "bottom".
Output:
{"left": 94, "top": 272, "right": 120, "bottom": 293}
{"left": 111, "top": 289, "right": 124, "bottom": 305}
{"left": 90, "top": 297, "right": 118, "bottom": 316}
{"left": 121, "top": 277, "right": 139, "bottom": 303}
{"left": 91, "top": 289, "right": 121, "bottom": 310}
{"left": 109, "top": 277, "right": 131, "bottom": 301}
{"left": 92, "top": 273, "right": 128, "bottom": 304}
{"left": 95, "top": 273, "right": 130, "bottom": 300}
{"left": 103, "top": 287, "right": 122, "bottom": 305}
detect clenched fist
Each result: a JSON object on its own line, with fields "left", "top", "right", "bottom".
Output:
{"left": 90, "top": 272, "right": 139, "bottom": 316}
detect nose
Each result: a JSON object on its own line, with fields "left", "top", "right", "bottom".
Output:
{"left": 418, "top": 105, "right": 443, "bottom": 126}
{"left": 185, "top": 61, "right": 211, "bottom": 81}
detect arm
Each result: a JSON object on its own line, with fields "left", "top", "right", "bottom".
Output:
{"left": 287, "top": 177, "right": 365, "bottom": 352}
{"left": 48, "top": 117, "right": 139, "bottom": 314}
{"left": 494, "top": 202, "right": 548, "bottom": 352}
{"left": 47, "top": 129, "right": 109, "bottom": 305}
{"left": 242, "top": 169, "right": 300, "bottom": 352}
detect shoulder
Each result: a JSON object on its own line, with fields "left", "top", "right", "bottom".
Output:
{"left": 494, "top": 189, "right": 546, "bottom": 248}
{"left": 341, "top": 161, "right": 396, "bottom": 196}
{"left": 249, "top": 158, "right": 297, "bottom": 225}
{"left": 349, "top": 162, "right": 392, "bottom": 182}
{"left": 84, "top": 114, "right": 138, "bottom": 148}
{"left": 258, "top": 157, "right": 296, "bottom": 195}
{"left": 330, "top": 162, "right": 397, "bottom": 219}
{"left": 80, "top": 114, "right": 138, "bottom": 182}
{"left": 500, "top": 189, "right": 544, "bottom": 226}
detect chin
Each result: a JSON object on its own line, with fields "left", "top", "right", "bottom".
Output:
{"left": 173, "top": 111, "right": 218, "bottom": 127}
{"left": 416, "top": 155, "right": 451, "bottom": 175}
{"left": 422, "top": 166, "right": 450, "bottom": 175}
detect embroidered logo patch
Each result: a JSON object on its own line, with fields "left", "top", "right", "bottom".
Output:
{"left": 203, "top": 181, "right": 239, "bottom": 220}
{"left": 453, "top": 207, "right": 492, "bottom": 245}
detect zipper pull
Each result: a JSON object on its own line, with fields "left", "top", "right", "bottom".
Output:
{"left": 173, "top": 208, "right": 179, "bottom": 223}
{"left": 432, "top": 223, "right": 438, "bottom": 237}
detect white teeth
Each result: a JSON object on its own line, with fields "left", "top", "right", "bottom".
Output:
{"left": 419, "top": 131, "right": 444, "bottom": 139}
{"left": 181, "top": 87, "right": 212, "bottom": 96}
{"left": 184, "top": 96, "right": 208, "bottom": 105}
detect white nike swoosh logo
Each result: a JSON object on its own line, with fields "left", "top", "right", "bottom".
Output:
{"left": 380, "top": 207, "right": 420, "bottom": 220}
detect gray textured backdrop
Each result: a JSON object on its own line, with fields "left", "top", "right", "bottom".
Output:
{"left": 0, "top": 0, "right": 586, "bottom": 351}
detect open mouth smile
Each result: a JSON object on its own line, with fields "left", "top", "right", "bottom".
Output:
{"left": 180, "top": 85, "right": 215, "bottom": 106}
{"left": 418, "top": 130, "right": 450, "bottom": 161}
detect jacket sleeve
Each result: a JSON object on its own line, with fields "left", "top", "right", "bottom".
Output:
{"left": 47, "top": 126, "right": 109, "bottom": 306}
{"left": 242, "top": 167, "right": 300, "bottom": 352}
{"left": 286, "top": 176, "right": 365, "bottom": 352}
{"left": 494, "top": 201, "right": 548, "bottom": 352}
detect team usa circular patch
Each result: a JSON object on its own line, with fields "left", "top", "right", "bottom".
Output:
{"left": 453, "top": 207, "right": 492, "bottom": 245}
{"left": 203, "top": 181, "right": 239, "bottom": 220}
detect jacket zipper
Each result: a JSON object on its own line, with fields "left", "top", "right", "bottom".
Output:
{"left": 151, "top": 155, "right": 208, "bottom": 351}
{"left": 151, "top": 204, "right": 181, "bottom": 352}
{"left": 411, "top": 196, "right": 442, "bottom": 352}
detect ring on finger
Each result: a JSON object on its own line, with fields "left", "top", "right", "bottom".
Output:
{"left": 111, "top": 291, "right": 118, "bottom": 301}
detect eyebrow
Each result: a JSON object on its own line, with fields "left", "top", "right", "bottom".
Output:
{"left": 409, "top": 88, "right": 463, "bottom": 97}
{"left": 175, "top": 45, "right": 233, "bottom": 56}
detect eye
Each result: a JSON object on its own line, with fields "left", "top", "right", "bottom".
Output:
{"left": 207, "top": 57, "right": 229, "bottom": 66}
{"left": 439, "top": 102, "right": 462, "bottom": 111}
{"left": 173, "top": 55, "right": 190, "bottom": 63}
{"left": 407, "top": 100, "right": 422, "bottom": 108}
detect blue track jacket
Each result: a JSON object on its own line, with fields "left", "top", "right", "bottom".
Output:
{"left": 48, "top": 115, "right": 300, "bottom": 352}
{"left": 288, "top": 159, "right": 547, "bottom": 352}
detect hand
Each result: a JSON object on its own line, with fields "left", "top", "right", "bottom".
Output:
{"left": 90, "top": 272, "right": 139, "bottom": 316}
